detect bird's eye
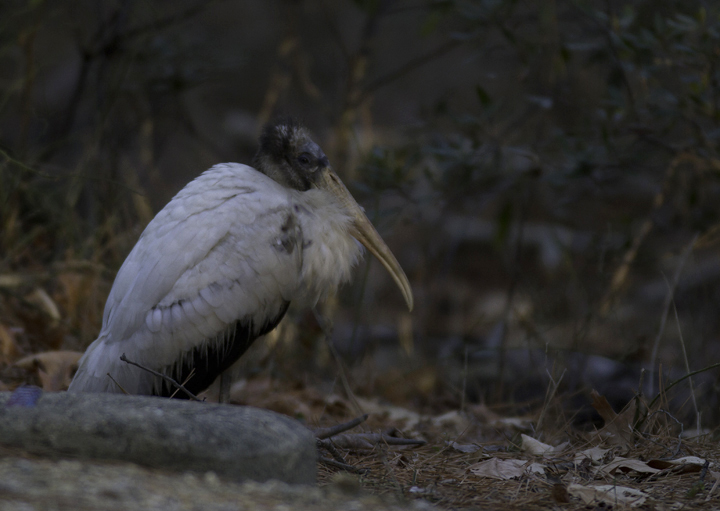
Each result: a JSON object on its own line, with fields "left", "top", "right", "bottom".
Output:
{"left": 298, "top": 153, "right": 312, "bottom": 167}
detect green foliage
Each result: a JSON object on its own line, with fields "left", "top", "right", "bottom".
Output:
{"left": 393, "top": 0, "right": 720, "bottom": 228}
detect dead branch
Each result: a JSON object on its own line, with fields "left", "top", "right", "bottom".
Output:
{"left": 314, "top": 414, "right": 369, "bottom": 439}
{"left": 119, "top": 353, "right": 201, "bottom": 401}
{"left": 327, "top": 432, "right": 426, "bottom": 450}
{"left": 319, "top": 455, "right": 368, "bottom": 474}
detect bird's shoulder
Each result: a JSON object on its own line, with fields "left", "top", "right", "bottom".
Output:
{"left": 157, "top": 163, "right": 287, "bottom": 224}
{"left": 101, "top": 162, "right": 302, "bottom": 340}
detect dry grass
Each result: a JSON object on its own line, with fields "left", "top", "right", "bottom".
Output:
{"left": 313, "top": 404, "right": 720, "bottom": 509}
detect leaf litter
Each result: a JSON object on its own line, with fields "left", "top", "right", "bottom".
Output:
{"left": 309, "top": 388, "right": 720, "bottom": 509}
{"left": 1, "top": 269, "right": 718, "bottom": 509}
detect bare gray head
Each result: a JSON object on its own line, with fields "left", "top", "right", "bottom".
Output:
{"left": 253, "top": 118, "right": 413, "bottom": 311}
{"left": 253, "top": 119, "right": 331, "bottom": 191}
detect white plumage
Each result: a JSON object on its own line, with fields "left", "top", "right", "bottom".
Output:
{"left": 69, "top": 120, "right": 412, "bottom": 396}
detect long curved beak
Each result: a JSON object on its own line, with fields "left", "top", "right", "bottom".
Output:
{"left": 318, "top": 168, "right": 414, "bottom": 311}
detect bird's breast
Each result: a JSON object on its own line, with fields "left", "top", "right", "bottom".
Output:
{"left": 291, "top": 189, "right": 363, "bottom": 305}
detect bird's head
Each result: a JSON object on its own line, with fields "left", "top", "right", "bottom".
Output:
{"left": 254, "top": 119, "right": 414, "bottom": 311}
{"left": 253, "top": 119, "right": 330, "bottom": 191}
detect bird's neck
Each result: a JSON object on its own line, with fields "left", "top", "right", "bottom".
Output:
{"left": 290, "top": 189, "right": 363, "bottom": 304}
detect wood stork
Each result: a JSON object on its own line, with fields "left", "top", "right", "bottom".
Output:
{"left": 68, "top": 119, "right": 413, "bottom": 397}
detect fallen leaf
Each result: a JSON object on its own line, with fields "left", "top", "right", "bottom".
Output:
{"left": 488, "top": 417, "right": 534, "bottom": 431}
{"left": 521, "top": 434, "right": 567, "bottom": 456}
{"left": 521, "top": 435, "right": 553, "bottom": 455}
{"left": 574, "top": 446, "right": 610, "bottom": 465}
{"left": 430, "top": 410, "right": 471, "bottom": 432}
{"left": 0, "top": 274, "right": 26, "bottom": 288}
{"left": 466, "top": 404, "right": 533, "bottom": 432}
{"left": 591, "top": 390, "right": 635, "bottom": 449}
{"left": 597, "top": 457, "right": 660, "bottom": 475}
{"left": 568, "top": 483, "right": 648, "bottom": 507}
{"left": 526, "top": 462, "right": 545, "bottom": 475}
{"left": 446, "top": 441, "right": 481, "bottom": 453}
{"left": 647, "top": 456, "right": 707, "bottom": 473}
{"left": 14, "top": 351, "right": 83, "bottom": 391}
{"left": 25, "top": 288, "right": 61, "bottom": 322}
{"left": 469, "top": 458, "right": 545, "bottom": 480}
{"left": 0, "top": 323, "right": 22, "bottom": 364}
{"left": 354, "top": 397, "right": 422, "bottom": 429}
{"left": 551, "top": 483, "right": 570, "bottom": 504}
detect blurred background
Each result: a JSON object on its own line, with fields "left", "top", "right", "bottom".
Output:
{"left": 1, "top": 0, "right": 720, "bottom": 429}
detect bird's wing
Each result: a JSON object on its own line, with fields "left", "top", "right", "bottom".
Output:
{"left": 69, "top": 163, "right": 303, "bottom": 394}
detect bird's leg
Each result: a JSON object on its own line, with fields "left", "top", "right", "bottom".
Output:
{"left": 218, "top": 370, "right": 232, "bottom": 404}
{"left": 311, "top": 305, "right": 333, "bottom": 335}
{"left": 312, "top": 306, "right": 365, "bottom": 416}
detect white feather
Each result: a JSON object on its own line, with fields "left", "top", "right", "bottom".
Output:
{"left": 68, "top": 162, "right": 362, "bottom": 395}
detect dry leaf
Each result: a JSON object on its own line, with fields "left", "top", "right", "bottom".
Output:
{"left": 447, "top": 441, "right": 481, "bottom": 453}
{"left": 551, "top": 483, "right": 570, "bottom": 503}
{"left": 14, "top": 351, "right": 83, "bottom": 391}
{"left": 647, "top": 456, "right": 707, "bottom": 473}
{"left": 574, "top": 446, "right": 610, "bottom": 465}
{"left": 25, "top": 288, "right": 61, "bottom": 322}
{"left": 521, "top": 435, "right": 554, "bottom": 455}
{"left": 591, "top": 389, "right": 635, "bottom": 449}
{"left": 520, "top": 434, "right": 567, "bottom": 456}
{"left": 567, "top": 483, "right": 648, "bottom": 507}
{"left": 597, "top": 457, "right": 660, "bottom": 475}
{"left": 0, "top": 323, "right": 22, "bottom": 364}
{"left": 0, "top": 274, "right": 26, "bottom": 288}
{"left": 526, "top": 462, "right": 545, "bottom": 475}
{"left": 430, "top": 410, "right": 471, "bottom": 432}
{"left": 488, "top": 416, "right": 534, "bottom": 432}
{"left": 354, "top": 397, "right": 422, "bottom": 429}
{"left": 469, "top": 458, "right": 545, "bottom": 480}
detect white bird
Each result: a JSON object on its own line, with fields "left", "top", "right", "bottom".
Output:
{"left": 68, "top": 119, "right": 413, "bottom": 397}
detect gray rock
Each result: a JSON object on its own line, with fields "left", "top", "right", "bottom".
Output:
{"left": 0, "top": 456, "right": 435, "bottom": 511}
{"left": 0, "top": 391, "right": 316, "bottom": 484}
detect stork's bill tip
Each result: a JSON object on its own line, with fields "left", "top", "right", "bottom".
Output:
{"left": 317, "top": 167, "right": 414, "bottom": 311}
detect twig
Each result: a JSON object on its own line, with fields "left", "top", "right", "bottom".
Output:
{"left": 119, "top": 353, "right": 201, "bottom": 401}
{"left": 169, "top": 368, "right": 197, "bottom": 400}
{"left": 706, "top": 467, "right": 720, "bottom": 501}
{"left": 647, "top": 362, "right": 720, "bottom": 411}
{"left": 600, "top": 157, "right": 684, "bottom": 315}
{"left": 641, "top": 409, "right": 684, "bottom": 459}
{"left": 106, "top": 373, "right": 129, "bottom": 394}
{"left": 319, "top": 455, "right": 368, "bottom": 474}
{"left": 535, "top": 368, "right": 566, "bottom": 434}
{"left": 317, "top": 438, "right": 370, "bottom": 474}
{"left": 328, "top": 433, "right": 426, "bottom": 449}
{"left": 378, "top": 448, "right": 405, "bottom": 498}
{"left": 314, "top": 414, "right": 369, "bottom": 440}
{"left": 672, "top": 298, "right": 701, "bottom": 434}
{"left": 318, "top": 438, "right": 348, "bottom": 462}
{"left": 354, "top": 38, "right": 464, "bottom": 106}
{"left": 495, "top": 179, "right": 533, "bottom": 401}
{"left": 461, "top": 344, "right": 468, "bottom": 413}
{"left": 648, "top": 234, "right": 697, "bottom": 395}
